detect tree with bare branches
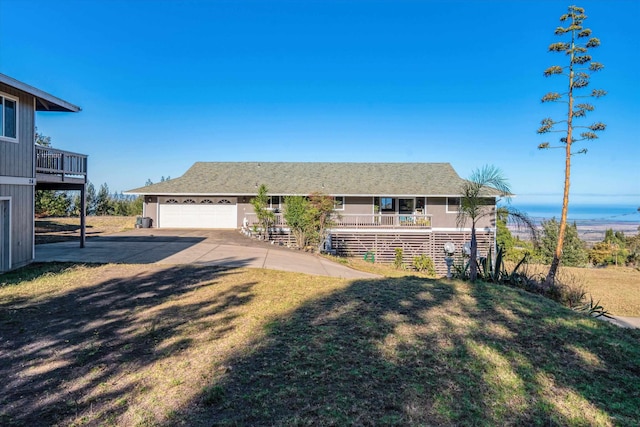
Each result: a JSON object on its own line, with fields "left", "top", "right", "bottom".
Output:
{"left": 537, "top": 5, "right": 606, "bottom": 286}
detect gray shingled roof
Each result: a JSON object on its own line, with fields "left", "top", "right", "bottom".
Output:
{"left": 127, "top": 162, "right": 502, "bottom": 197}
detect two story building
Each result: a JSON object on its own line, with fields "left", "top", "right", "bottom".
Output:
{"left": 0, "top": 73, "right": 87, "bottom": 272}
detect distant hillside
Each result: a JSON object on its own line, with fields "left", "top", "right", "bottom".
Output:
{"left": 510, "top": 220, "right": 638, "bottom": 243}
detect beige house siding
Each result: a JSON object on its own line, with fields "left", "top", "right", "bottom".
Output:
{"left": 237, "top": 199, "right": 254, "bottom": 225}
{"left": 343, "top": 197, "right": 374, "bottom": 215}
{"left": 427, "top": 197, "right": 456, "bottom": 228}
{"left": 142, "top": 196, "right": 158, "bottom": 227}
{"left": 427, "top": 197, "right": 495, "bottom": 230}
{"left": 146, "top": 195, "right": 497, "bottom": 230}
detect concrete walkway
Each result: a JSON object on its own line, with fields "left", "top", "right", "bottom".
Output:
{"left": 603, "top": 316, "right": 640, "bottom": 329}
{"left": 35, "top": 229, "right": 380, "bottom": 280}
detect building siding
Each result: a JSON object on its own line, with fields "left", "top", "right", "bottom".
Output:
{"left": 142, "top": 196, "right": 158, "bottom": 227}
{"left": 147, "top": 194, "right": 496, "bottom": 231}
{"left": 343, "top": 197, "right": 374, "bottom": 215}
{"left": 428, "top": 197, "right": 495, "bottom": 229}
{"left": 0, "top": 184, "right": 34, "bottom": 269}
{"left": 1, "top": 83, "right": 35, "bottom": 179}
{"left": 1, "top": 84, "right": 36, "bottom": 271}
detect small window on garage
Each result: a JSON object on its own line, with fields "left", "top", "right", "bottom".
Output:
{"left": 201, "top": 199, "right": 213, "bottom": 204}
{"left": 166, "top": 199, "right": 179, "bottom": 204}
{"left": 184, "top": 199, "right": 196, "bottom": 204}
{"left": 218, "top": 199, "right": 231, "bottom": 204}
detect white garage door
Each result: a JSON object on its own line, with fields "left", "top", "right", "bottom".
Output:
{"left": 159, "top": 203, "right": 237, "bottom": 229}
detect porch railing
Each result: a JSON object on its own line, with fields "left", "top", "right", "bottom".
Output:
{"left": 36, "top": 146, "right": 87, "bottom": 181}
{"left": 245, "top": 213, "right": 432, "bottom": 230}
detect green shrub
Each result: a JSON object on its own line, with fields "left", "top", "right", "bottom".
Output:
{"left": 393, "top": 248, "right": 404, "bottom": 270}
{"left": 412, "top": 255, "right": 435, "bottom": 276}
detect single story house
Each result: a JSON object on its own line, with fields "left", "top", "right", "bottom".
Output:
{"left": 127, "top": 162, "right": 500, "bottom": 273}
{"left": 1, "top": 73, "right": 86, "bottom": 273}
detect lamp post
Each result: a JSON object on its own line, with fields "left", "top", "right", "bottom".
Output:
{"left": 444, "top": 242, "right": 456, "bottom": 279}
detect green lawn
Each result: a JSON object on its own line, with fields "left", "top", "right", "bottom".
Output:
{"left": 1, "top": 263, "right": 639, "bottom": 426}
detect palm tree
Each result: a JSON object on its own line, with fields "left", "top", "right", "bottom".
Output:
{"left": 457, "top": 166, "right": 535, "bottom": 281}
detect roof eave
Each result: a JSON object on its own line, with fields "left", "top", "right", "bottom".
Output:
{"left": 124, "top": 191, "right": 474, "bottom": 197}
{"left": 0, "top": 73, "right": 81, "bottom": 113}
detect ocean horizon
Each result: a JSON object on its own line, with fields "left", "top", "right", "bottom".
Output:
{"left": 505, "top": 202, "right": 640, "bottom": 224}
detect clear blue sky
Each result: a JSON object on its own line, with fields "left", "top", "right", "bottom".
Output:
{"left": 1, "top": 0, "right": 638, "bottom": 208}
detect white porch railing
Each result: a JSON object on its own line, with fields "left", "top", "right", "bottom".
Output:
{"left": 245, "top": 213, "right": 432, "bottom": 230}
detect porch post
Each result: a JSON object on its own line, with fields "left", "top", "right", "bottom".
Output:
{"left": 80, "top": 184, "right": 86, "bottom": 248}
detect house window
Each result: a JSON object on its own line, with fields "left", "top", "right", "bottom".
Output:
{"left": 399, "top": 198, "right": 414, "bottom": 214}
{"left": 334, "top": 196, "right": 345, "bottom": 210}
{"left": 446, "top": 197, "right": 461, "bottom": 213}
{"left": 0, "top": 93, "right": 18, "bottom": 141}
{"left": 268, "top": 196, "right": 281, "bottom": 211}
{"left": 380, "top": 197, "right": 395, "bottom": 212}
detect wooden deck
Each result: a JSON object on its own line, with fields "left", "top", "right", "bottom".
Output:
{"left": 35, "top": 146, "right": 87, "bottom": 186}
{"left": 34, "top": 145, "right": 88, "bottom": 247}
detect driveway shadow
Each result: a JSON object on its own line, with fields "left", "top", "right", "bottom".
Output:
{"left": 35, "top": 235, "right": 208, "bottom": 264}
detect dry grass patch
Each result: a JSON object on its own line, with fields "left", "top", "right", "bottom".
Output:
{"left": 516, "top": 263, "right": 640, "bottom": 316}
{"left": 0, "top": 263, "right": 347, "bottom": 426}
{"left": 35, "top": 216, "right": 137, "bottom": 244}
{"left": 331, "top": 256, "right": 436, "bottom": 278}
{"left": 576, "top": 267, "right": 640, "bottom": 317}
{"left": 1, "top": 263, "right": 639, "bottom": 426}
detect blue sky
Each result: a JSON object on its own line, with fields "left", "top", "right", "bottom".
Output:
{"left": 1, "top": 0, "right": 638, "bottom": 209}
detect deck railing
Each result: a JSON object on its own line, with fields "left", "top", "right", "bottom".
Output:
{"left": 245, "top": 213, "right": 432, "bottom": 230}
{"left": 36, "top": 146, "right": 87, "bottom": 181}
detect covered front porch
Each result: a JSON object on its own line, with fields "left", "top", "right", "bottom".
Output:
{"left": 245, "top": 212, "right": 433, "bottom": 230}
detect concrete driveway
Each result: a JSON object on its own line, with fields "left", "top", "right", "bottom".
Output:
{"left": 35, "top": 229, "right": 379, "bottom": 279}
{"left": 603, "top": 316, "right": 640, "bottom": 329}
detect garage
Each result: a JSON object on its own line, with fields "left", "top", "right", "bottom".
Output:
{"left": 158, "top": 197, "right": 237, "bottom": 229}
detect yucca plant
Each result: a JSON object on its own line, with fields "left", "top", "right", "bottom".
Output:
{"left": 479, "top": 245, "right": 530, "bottom": 285}
{"left": 572, "top": 295, "right": 612, "bottom": 318}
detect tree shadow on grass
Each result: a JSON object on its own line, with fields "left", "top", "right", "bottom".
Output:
{"left": 0, "top": 262, "right": 257, "bottom": 426}
{"left": 173, "top": 277, "right": 640, "bottom": 426}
